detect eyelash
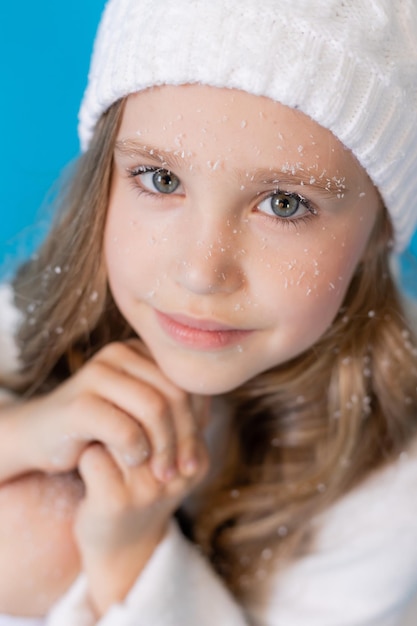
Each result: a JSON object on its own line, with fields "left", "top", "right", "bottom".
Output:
{"left": 127, "top": 165, "right": 318, "bottom": 229}
{"left": 127, "top": 165, "right": 178, "bottom": 199}
{"left": 255, "top": 192, "right": 317, "bottom": 231}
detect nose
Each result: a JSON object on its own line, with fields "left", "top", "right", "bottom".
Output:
{"left": 175, "top": 222, "right": 245, "bottom": 295}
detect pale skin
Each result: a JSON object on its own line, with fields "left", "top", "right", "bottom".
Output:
{"left": 0, "top": 85, "right": 381, "bottom": 618}
{"left": 0, "top": 342, "right": 209, "bottom": 616}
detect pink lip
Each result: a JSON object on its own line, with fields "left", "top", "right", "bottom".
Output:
{"left": 155, "top": 310, "right": 252, "bottom": 349}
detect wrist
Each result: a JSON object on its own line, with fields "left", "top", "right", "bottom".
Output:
{"left": 0, "top": 399, "right": 41, "bottom": 481}
{"left": 83, "top": 527, "right": 166, "bottom": 616}
{"left": 12, "top": 397, "right": 47, "bottom": 473}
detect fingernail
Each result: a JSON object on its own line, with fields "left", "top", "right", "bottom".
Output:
{"left": 163, "top": 466, "right": 177, "bottom": 482}
{"left": 152, "top": 461, "right": 177, "bottom": 483}
{"left": 124, "top": 447, "right": 149, "bottom": 467}
{"left": 181, "top": 457, "right": 199, "bottom": 477}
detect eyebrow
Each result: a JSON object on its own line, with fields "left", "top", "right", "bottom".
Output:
{"left": 115, "top": 139, "right": 348, "bottom": 197}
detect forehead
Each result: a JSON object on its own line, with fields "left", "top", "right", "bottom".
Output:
{"left": 118, "top": 84, "right": 361, "bottom": 181}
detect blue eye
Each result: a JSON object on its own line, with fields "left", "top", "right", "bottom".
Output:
{"left": 258, "top": 191, "right": 309, "bottom": 219}
{"left": 138, "top": 168, "right": 181, "bottom": 194}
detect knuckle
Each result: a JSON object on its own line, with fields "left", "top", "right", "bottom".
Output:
{"left": 168, "top": 386, "right": 188, "bottom": 407}
{"left": 82, "top": 359, "right": 110, "bottom": 384}
{"left": 156, "top": 443, "right": 176, "bottom": 460}
{"left": 70, "top": 391, "right": 97, "bottom": 416}
{"left": 142, "top": 391, "right": 170, "bottom": 423}
{"left": 115, "top": 419, "right": 143, "bottom": 449}
{"left": 96, "top": 341, "right": 129, "bottom": 363}
{"left": 79, "top": 444, "right": 96, "bottom": 467}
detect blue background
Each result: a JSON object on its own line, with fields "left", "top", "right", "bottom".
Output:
{"left": 0, "top": 1, "right": 415, "bottom": 295}
{"left": 0, "top": 1, "right": 105, "bottom": 275}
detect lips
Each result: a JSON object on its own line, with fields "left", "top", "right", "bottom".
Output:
{"left": 161, "top": 312, "right": 237, "bottom": 331}
{"left": 154, "top": 310, "right": 252, "bottom": 349}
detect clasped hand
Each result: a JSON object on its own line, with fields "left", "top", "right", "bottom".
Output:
{"left": 23, "top": 340, "right": 210, "bottom": 614}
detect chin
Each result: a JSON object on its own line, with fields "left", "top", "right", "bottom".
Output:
{"left": 158, "top": 361, "right": 251, "bottom": 396}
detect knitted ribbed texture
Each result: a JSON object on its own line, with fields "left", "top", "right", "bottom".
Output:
{"left": 78, "top": 0, "right": 417, "bottom": 251}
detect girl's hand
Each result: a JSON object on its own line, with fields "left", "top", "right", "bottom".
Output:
{"left": 24, "top": 341, "right": 206, "bottom": 483}
{"left": 74, "top": 438, "right": 209, "bottom": 615}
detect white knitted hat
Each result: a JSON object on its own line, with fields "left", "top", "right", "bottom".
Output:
{"left": 79, "top": 0, "right": 417, "bottom": 251}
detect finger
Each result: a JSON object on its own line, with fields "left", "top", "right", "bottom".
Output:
{"left": 191, "top": 395, "right": 212, "bottom": 429}
{"left": 78, "top": 443, "right": 125, "bottom": 506}
{"left": 161, "top": 436, "right": 211, "bottom": 498}
{"left": 95, "top": 343, "right": 209, "bottom": 481}
{"left": 112, "top": 342, "right": 210, "bottom": 479}
{"left": 93, "top": 344, "right": 185, "bottom": 481}
{"left": 169, "top": 395, "right": 212, "bottom": 478}
{"left": 79, "top": 358, "right": 178, "bottom": 479}
{"left": 79, "top": 443, "right": 165, "bottom": 516}
{"left": 72, "top": 393, "right": 151, "bottom": 467}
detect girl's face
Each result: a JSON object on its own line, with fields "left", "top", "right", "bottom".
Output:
{"left": 105, "top": 85, "right": 381, "bottom": 394}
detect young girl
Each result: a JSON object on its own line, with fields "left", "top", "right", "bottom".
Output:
{"left": 1, "top": 0, "right": 417, "bottom": 624}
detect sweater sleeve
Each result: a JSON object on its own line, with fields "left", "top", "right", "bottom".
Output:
{"left": 0, "top": 284, "right": 22, "bottom": 374}
{"left": 247, "top": 443, "right": 417, "bottom": 626}
{"left": 46, "top": 447, "right": 417, "bottom": 626}
{"left": 0, "top": 283, "right": 23, "bottom": 402}
{"left": 46, "top": 521, "right": 248, "bottom": 626}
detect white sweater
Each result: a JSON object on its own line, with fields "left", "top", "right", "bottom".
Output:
{"left": 1, "top": 283, "right": 417, "bottom": 626}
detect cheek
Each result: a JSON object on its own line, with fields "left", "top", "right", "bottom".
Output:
{"left": 297, "top": 215, "right": 374, "bottom": 298}
{"left": 254, "top": 236, "right": 359, "bottom": 294}
{"left": 252, "top": 230, "right": 367, "bottom": 333}
{"left": 104, "top": 207, "right": 145, "bottom": 304}
{"left": 104, "top": 204, "right": 174, "bottom": 309}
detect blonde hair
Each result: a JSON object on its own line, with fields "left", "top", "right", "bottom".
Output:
{"left": 8, "top": 101, "right": 417, "bottom": 599}
{"left": 195, "top": 210, "right": 417, "bottom": 596}
{"left": 13, "top": 101, "right": 128, "bottom": 393}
